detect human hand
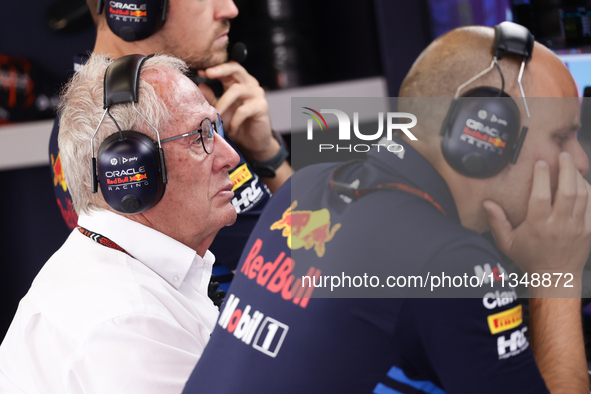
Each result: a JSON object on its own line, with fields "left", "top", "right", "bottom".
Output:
{"left": 197, "top": 62, "right": 277, "bottom": 163}
{"left": 483, "top": 153, "right": 591, "bottom": 282}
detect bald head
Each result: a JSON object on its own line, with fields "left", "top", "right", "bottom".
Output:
{"left": 398, "top": 25, "right": 577, "bottom": 142}
{"left": 401, "top": 26, "right": 522, "bottom": 98}
{"left": 395, "top": 25, "right": 584, "bottom": 233}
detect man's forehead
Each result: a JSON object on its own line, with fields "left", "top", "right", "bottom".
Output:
{"left": 175, "top": 81, "right": 215, "bottom": 121}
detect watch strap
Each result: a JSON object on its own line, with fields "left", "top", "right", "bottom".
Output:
{"left": 249, "top": 132, "right": 289, "bottom": 178}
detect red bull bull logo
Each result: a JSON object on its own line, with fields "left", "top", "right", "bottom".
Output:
{"left": 51, "top": 152, "right": 68, "bottom": 192}
{"left": 57, "top": 197, "right": 78, "bottom": 230}
{"left": 270, "top": 201, "right": 341, "bottom": 258}
{"left": 129, "top": 173, "right": 148, "bottom": 182}
{"left": 463, "top": 126, "right": 507, "bottom": 148}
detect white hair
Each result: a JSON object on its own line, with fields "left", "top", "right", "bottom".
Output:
{"left": 58, "top": 53, "right": 188, "bottom": 215}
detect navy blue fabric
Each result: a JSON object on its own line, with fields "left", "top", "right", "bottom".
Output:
{"left": 183, "top": 137, "right": 548, "bottom": 393}
{"left": 49, "top": 112, "right": 78, "bottom": 230}
{"left": 48, "top": 55, "right": 271, "bottom": 270}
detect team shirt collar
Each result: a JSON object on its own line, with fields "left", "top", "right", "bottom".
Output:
{"left": 368, "top": 136, "right": 460, "bottom": 223}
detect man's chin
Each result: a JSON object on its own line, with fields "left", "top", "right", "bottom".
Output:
{"left": 225, "top": 215, "right": 237, "bottom": 227}
{"left": 224, "top": 209, "right": 238, "bottom": 227}
{"left": 187, "top": 48, "right": 228, "bottom": 71}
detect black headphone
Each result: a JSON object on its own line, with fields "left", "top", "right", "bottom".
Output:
{"left": 440, "top": 21, "right": 534, "bottom": 178}
{"left": 96, "top": 0, "right": 169, "bottom": 42}
{"left": 91, "top": 54, "right": 167, "bottom": 214}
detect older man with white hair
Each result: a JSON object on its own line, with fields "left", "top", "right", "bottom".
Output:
{"left": 0, "top": 53, "right": 239, "bottom": 394}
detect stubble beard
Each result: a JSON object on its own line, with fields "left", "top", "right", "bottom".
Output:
{"left": 182, "top": 20, "right": 232, "bottom": 70}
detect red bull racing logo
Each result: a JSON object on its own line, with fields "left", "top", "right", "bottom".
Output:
{"left": 460, "top": 116, "right": 510, "bottom": 154}
{"left": 106, "top": 173, "right": 147, "bottom": 185}
{"left": 109, "top": 1, "right": 148, "bottom": 20}
{"left": 462, "top": 126, "right": 507, "bottom": 148}
{"left": 270, "top": 201, "right": 341, "bottom": 258}
{"left": 129, "top": 173, "right": 148, "bottom": 182}
{"left": 105, "top": 167, "right": 148, "bottom": 190}
{"left": 51, "top": 152, "right": 68, "bottom": 192}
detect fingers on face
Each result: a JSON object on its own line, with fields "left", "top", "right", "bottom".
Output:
{"left": 216, "top": 84, "right": 265, "bottom": 117}
{"left": 528, "top": 160, "right": 552, "bottom": 221}
{"left": 230, "top": 97, "right": 268, "bottom": 132}
{"left": 215, "top": 83, "right": 249, "bottom": 113}
{"left": 585, "top": 181, "right": 591, "bottom": 234}
{"left": 572, "top": 170, "right": 589, "bottom": 221}
{"left": 553, "top": 152, "right": 578, "bottom": 218}
{"left": 483, "top": 200, "right": 514, "bottom": 253}
{"left": 206, "top": 61, "right": 257, "bottom": 87}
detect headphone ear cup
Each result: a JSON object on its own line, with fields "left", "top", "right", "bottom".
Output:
{"left": 440, "top": 87, "right": 521, "bottom": 178}
{"left": 96, "top": 130, "right": 166, "bottom": 214}
{"left": 104, "top": 0, "right": 166, "bottom": 42}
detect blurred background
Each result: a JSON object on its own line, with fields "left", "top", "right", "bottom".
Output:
{"left": 2, "top": 0, "right": 591, "bottom": 342}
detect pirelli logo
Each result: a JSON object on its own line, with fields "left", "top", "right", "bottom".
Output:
{"left": 487, "top": 305, "right": 522, "bottom": 335}
{"left": 230, "top": 163, "right": 253, "bottom": 191}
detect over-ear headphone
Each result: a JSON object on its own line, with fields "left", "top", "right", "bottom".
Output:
{"left": 91, "top": 54, "right": 167, "bottom": 214}
{"left": 96, "top": 0, "right": 169, "bottom": 42}
{"left": 440, "top": 21, "right": 534, "bottom": 178}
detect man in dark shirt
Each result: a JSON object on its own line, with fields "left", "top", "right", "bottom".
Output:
{"left": 183, "top": 25, "right": 591, "bottom": 393}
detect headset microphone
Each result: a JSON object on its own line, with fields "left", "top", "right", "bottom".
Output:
{"left": 230, "top": 42, "right": 248, "bottom": 64}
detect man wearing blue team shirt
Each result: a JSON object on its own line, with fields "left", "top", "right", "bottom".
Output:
{"left": 183, "top": 24, "right": 591, "bottom": 393}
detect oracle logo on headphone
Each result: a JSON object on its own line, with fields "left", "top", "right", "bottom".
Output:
{"left": 104, "top": 167, "right": 146, "bottom": 178}
{"left": 465, "top": 118, "right": 506, "bottom": 139}
{"left": 110, "top": 1, "right": 147, "bottom": 11}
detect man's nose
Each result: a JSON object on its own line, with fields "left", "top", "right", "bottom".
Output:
{"left": 215, "top": 0, "right": 239, "bottom": 20}
{"left": 215, "top": 133, "right": 240, "bottom": 171}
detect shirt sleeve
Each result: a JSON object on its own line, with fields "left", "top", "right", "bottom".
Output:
{"left": 398, "top": 238, "right": 549, "bottom": 394}
{"left": 64, "top": 313, "right": 204, "bottom": 394}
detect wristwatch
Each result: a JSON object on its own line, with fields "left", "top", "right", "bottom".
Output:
{"left": 249, "top": 132, "right": 289, "bottom": 178}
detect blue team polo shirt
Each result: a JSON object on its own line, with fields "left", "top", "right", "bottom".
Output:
{"left": 183, "top": 137, "right": 548, "bottom": 393}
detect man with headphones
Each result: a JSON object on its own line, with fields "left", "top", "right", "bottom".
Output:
{"left": 0, "top": 53, "right": 240, "bottom": 393}
{"left": 49, "top": 0, "right": 291, "bottom": 271}
{"left": 182, "top": 23, "right": 591, "bottom": 393}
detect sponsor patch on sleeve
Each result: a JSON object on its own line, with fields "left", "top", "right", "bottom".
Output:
{"left": 487, "top": 304, "right": 522, "bottom": 335}
{"left": 230, "top": 163, "right": 253, "bottom": 191}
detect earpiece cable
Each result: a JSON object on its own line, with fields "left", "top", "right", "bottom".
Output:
{"left": 132, "top": 102, "right": 163, "bottom": 148}
{"left": 493, "top": 59, "right": 505, "bottom": 96}
{"left": 107, "top": 107, "right": 124, "bottom": 137}
{"left": 91, "top": 108, "right": 109, "bottom": 160}
{"left": 454, "top": 57, "right": 497, "bottom": 99}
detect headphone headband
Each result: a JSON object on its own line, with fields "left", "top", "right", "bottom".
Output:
{"left": 103, "top": 54, "right": 151, "bottom": 108}
{"left": 494, "top": 21, "right": 534, "bottom": 61}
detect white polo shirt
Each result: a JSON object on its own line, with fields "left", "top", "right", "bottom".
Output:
{"left": 0, "top": 209, "right": 219, "bottom": 394}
